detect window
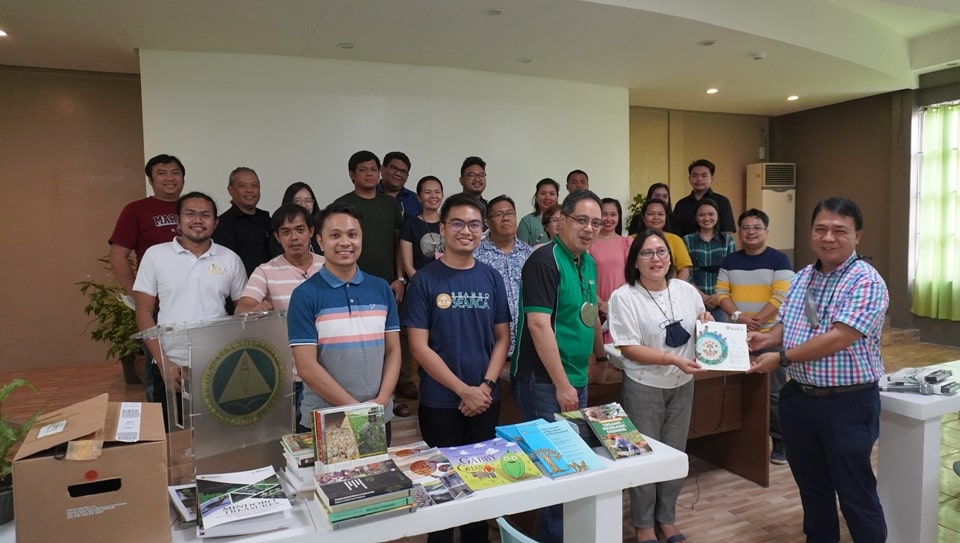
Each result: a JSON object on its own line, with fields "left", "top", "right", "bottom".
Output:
{"left": 912, "top": 102, "right": 960, "bottom": 320}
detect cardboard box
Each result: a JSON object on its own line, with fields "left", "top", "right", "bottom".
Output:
{"left": 13, "top": 394, "right": 170, "bottom": 543}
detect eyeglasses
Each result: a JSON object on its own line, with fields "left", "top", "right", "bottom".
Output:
{"left": 548, "top": 217, "right": 561, "bottom": 224}
{"left": 639, "top": 248, "right": 670, "bottom": 260}
{"left": 740, "top": 225, "right": 767, "bottom": 232}
{"left": 447, "top": 219, "right": 484, "bottom": 233}
{"left": 387, "top": 164, "right": 409, "bottom": 176}
{"left": 464, "top": 172, "right": 487, "bottom": 180}
{"left": 564, "top": 214, "right": 603, "bottom": 229}
{"left": 489, "top": 210, "right": 516, "bottom": 220}
{"left": 293, "top": 198, "right": 315, "bottom": 206}
{"left": 182, "top": 210, "right": 214, "bottom": 220}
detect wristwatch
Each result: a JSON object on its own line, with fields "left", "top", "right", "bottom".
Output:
{"left": 779, "top": 349, "right": 792, "bottom": 368}
{"left": 396, "top": 276, "right": 408, "bottom": 286}
{"left": 481, "top": 378, "right": 497, "bottom": 390}
{"left": 731, "top": 311, "right": 742, "bottom": 322}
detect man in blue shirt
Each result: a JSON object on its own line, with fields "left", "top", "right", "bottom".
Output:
{"left": 287, "top": 201, "right": 401, "bottom": 438}
{"left": 403, "top": 193, "right": 511, "bottom": 543}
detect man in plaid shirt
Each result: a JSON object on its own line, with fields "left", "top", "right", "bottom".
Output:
{"left": 747, "top": 197, "right": 887, "bottom": 543}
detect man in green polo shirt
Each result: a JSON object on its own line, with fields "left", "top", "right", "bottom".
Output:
{"left": 511, "top": 189, "right": 607, "bottom": 543}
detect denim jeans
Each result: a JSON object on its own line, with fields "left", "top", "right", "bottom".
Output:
{"left": 511, "top": 374, "right": 587, "bottom": 543}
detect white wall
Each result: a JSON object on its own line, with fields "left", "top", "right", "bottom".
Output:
{"left": 139, "top": 50, "right": 630, "bottom": 214}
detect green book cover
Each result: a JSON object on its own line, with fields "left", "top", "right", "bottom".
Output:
{"left": 581, "top": 402, "right": 653, "bottom": 459}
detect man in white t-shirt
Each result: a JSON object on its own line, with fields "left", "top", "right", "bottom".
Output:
{"left": 133, "top": 191, "right": 247, "bottom": 428}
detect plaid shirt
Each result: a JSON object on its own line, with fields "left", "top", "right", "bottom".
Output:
{"left": 778, "top": 254, "right": 888, "bottom": 386}
{"left": 683, "top": 232, "right": 736, "bottom": 294}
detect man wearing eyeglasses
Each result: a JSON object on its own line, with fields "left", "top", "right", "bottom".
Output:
{"left": 403, "top": 193, "right": 511, "bottom": 543}
{"left": 673, "top": 159, "right": 736, "bottom": 237}
{"left": 377, "top": 151, "right": 422, "bottom": 221}
{"left": 458, "top": 156, "right": 488, "bottom": 205}
{"left": 512, "top": 190, "right": 608, "bottom": 543}
{"left": 133, "top": 192, "right": 247, "bottom": 428}
{"left": 376, "top": 151, "right": 422, "bottom": 406}
{"left": 715, "top": 209, "right": 794, "bottom": 465}
{"left": 475, "top": 195, "right": 534, "bottom": 358}
{"left": 747, "top": 197, "right": 888, "bottom": 543}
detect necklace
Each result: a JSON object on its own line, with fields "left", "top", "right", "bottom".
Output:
{"left": 640, "top": 279, "right": 675, "bottom": 323}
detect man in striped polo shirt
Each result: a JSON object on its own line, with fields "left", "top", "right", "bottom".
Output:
{"left": 236, "top": 203, "right": 325, "bottom": 431}
{"left": 287, "top": 201, "right": 402, "bottom": 442}
{"left": 715, "top": 208, "right": 794, "bottom": 464}
{"left": 748, "top": 197, "right": 888, "bottom": 542}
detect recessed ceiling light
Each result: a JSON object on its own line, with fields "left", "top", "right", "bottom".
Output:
{"left": 517, "top": 58, "right": 532, "bottom": 64}
{"left": 482, "top": 8, "right": 503, "bottom": 16}
{"left": 787, "top": 95, "right": 799, "bottom": 101}
{"left": 706, "top": 88, "right": 719, "bottom": 94}
{"left": 697, "top": 40, "right": 716, "bottom": 47}
{"left": 337, "top": 43, "right": 355, "bottom": 50}
{"left": 0, "top": 30, "right": 7, "bottom": 37}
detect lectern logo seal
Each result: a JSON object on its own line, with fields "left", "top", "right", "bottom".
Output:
{"left": 201, "top": 337, "right": 284, "bottom": 425}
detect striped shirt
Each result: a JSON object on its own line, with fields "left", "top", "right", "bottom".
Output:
{"left": 287, "top": 266, "right": 400, "bottom": 425}
{"left": 683, "top": 231, "right": 737, "bottom": 295}
{"left": 716, "top": 248, "right": 794, "bottom": 330}
{"left": 240, "top": 254, "right": 325, "bottom": 311}
{"left": 778, "top": 254, "right": 888, "bottom": 386}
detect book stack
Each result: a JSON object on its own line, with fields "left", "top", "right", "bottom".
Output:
{"left": 496, "top": 419, "right": 605, "bottom": 479}
{"left": 195, "top": 465, "right": 293, "bottom": 538}
{"left": 309, "top": 402, "right": 416, "bottom": 528}
{"left": 314, "top": 459, "right": 415, "bottom": 529}
{"left": 279, "top": 432, "right": 316, "bottom": 494}
{"left": 437, "top": 437, "right": 542, "bottom": 491}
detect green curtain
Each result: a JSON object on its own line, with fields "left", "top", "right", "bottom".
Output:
{"left": 912, "top": 103, "right": 960, "bottom": 320}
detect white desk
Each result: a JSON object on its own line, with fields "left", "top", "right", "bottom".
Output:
{"left": 879, "top": 360, "right": 960, "bottom": 543}
{"left": 0, "top": 437, "right": 686, "bottom": 543}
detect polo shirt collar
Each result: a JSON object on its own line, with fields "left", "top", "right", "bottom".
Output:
{"left": 172, "top": 237, "right": 217, "bottom": 258}
{"left": 814, "top": 252, "right": 861, "bottom": 276}
{"left": 553, "top": 236, "right": 584, "bottom": 267}
{"left": 319, "top": 265, "right": 364, "bottom": 288}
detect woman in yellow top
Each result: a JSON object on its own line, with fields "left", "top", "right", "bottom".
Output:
{"left": 635, "top": 198, "right": 693, "bottom": 280}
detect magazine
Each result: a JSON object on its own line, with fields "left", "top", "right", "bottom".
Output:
{"left": 581, "top": 403, "right": 653, "bottom": 459}
{"left": 196, "top": 465, "right": 292, "bottom": 538}
{"left": 437, "top": 437, "right": 542, "bottom": 491}
{"left": 695, "top": 320, "right": 750, "bottom": 371}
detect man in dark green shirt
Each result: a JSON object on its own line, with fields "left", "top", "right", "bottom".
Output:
{"left": 511, "top": 189, "right": 607, "bottom": 543}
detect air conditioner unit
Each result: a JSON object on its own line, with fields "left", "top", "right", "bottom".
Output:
{"left": 745, "top": 163, "right": 797, "bottom": 265}
{"left": 747, "top": 162, "right": 796, "bottom": 189}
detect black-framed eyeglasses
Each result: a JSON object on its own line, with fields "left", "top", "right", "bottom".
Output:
{"left": 639, "top": 248, "right": 670, "bottom": 261}
{"left": 464, "top": 172, "right": 487, "bottom": 180}
{"left": 387, "top": 164, "right": 409, "bottom": 176}
{"left": 489, "top": 210, "right": 516, "bottom": 220}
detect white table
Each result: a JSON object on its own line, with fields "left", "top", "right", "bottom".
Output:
{"left": 0, "top": 437, "right": 687, "bottom": 543}
{"left": 879, "top": 360, "right": 960, "bottom": 543}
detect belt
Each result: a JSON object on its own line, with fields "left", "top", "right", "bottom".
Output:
{"left": 795, "top": 381, "right": 877, "bottom": 398}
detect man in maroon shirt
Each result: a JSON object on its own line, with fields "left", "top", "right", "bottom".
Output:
{"left": 108, "top": 153, "right": 185, "bottom": 400}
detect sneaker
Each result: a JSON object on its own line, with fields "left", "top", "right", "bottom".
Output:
{"left": 771, "top": 448, "right": 787, "bottom": 465}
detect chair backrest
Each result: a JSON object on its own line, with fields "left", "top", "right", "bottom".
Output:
{"left": 496, "top": 516, "right": 540, "bottom": 543}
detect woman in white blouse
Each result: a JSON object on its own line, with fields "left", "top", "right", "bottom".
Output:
{"left": 607, "top": 229, "right": 712, "bottom": 543}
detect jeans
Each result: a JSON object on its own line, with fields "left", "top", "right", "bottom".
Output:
{"left": 418, "top": 403, "right": 501, "bottom": 543}
{"left": 511, "top": 374, "right": 588, "bottom": 543}
{"left": 620, "top": 378, "right": 693, "bottom": 528}
{"left": 780, "top": 380, "right": 886, "bottom": 543}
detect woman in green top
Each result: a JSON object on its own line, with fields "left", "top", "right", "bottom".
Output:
{"left": 517, "top": 178, "right": 559, "bottom": 245}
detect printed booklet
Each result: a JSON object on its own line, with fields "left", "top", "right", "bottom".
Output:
{"left": 196, "top": 465, "right": 292, "bottom": 538}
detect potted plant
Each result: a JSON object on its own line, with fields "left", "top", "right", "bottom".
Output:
{"left": 77, "top": 257, "right": 144, "bottom": 385}
{"left": 0, "top": 378, "right": 42, "bottom": 525}
{"left": 624, "top": 192, "right": 646, "bottom": 233}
